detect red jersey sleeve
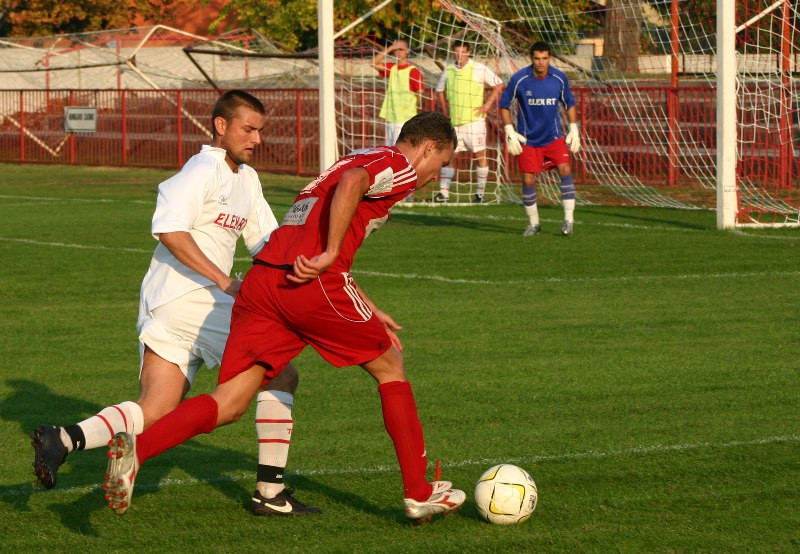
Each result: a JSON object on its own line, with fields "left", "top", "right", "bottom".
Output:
{"left": 359, "top": 150, "right": 417, "bottom": 199}
{"left": 378, "top": 61, "right": 395, "bottom": 79}
{"left": 409, "top": 67, "right": 424, "bottom": 93}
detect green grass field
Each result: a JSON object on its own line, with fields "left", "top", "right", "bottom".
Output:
{"left": 1, "top": 163, "right": 798, "bottom": 552}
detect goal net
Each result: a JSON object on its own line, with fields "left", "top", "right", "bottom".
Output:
{"left": 409, "top": 0, "right": 799, "bottom": 225}
{"left": 334, "top": 26, "right": 519, "bottom": 204}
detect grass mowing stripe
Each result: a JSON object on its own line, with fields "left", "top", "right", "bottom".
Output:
{"left": 5, "top": 433, "right": 796, "bottom": 499}
{"left": 350, "top": 268, "right": 800, "bottom": 285}
{"left": 0, "top": 237, "right": 152, "bottom": 254}
{"left": 0, "top": 194, "right": 151, "bottom": 205}
{"left": 2, "top": 237, "right": 796, "bottom": 284}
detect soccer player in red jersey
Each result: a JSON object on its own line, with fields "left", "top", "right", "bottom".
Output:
{"left": 103, "top": 111, "right": 467, "bottom": 523}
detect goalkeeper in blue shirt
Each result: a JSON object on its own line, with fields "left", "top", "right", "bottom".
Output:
{"left": 499, "top": 41, "right": 580, "bottom": 236}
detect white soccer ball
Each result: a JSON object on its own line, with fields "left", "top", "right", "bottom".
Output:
{"left": 474, "top": 464, "right": 538, "bottom": 525}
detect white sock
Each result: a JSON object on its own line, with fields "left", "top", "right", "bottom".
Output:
{"left": 563, "top": 199, "right": 575, "bottom": 223}
{"left": 476, "top": 166, "right": 489, "bottom": 197}
{"left": 255, "top": 390, "right": 294, "bottom": 498}
{"left": 75, "top": 401, "right": 144, "bottom": 451}
{"left": 525, "top": 203, "right": 540, "bottom": 226}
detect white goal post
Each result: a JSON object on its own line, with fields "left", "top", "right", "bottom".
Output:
{"left": 717, "top": 0, "right": 737, "bottom": 229}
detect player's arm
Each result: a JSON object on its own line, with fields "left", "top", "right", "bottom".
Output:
{"left": 478, "top": 82, "right": 505, "bottom": 116}
{"left": 500, "top": 107, "right": 513, "bottom": 126}
{"left": 565, "top": 105, "right": 578, "bottom": 125}
{"left": 287, "top": 167, "right": 370, "bottom": 283}
{"left": 158, "top": 232, "right": 240, "bottom": 296}
{"left": 561, "top": 76, "right": 581, "bottom": 153}
{"left": 500, "top": 107, "right": 526, "bottom": 156}
{"left": 436, "top": 90, "right": 447, "bottom": 115}
{"left": 435, "top": 70, "right": 448, "bottom": 115}
{"left": 372, "top": 41, "right": 398, "bottom": 73}
{"left": 353, "top": 281, "right": 404, "bottom": 351}
{"left": 410, "top": 67, "right": 425, "bottom": 109}
{"left": 564, "top": 105, "right": 580, "bottom": 153}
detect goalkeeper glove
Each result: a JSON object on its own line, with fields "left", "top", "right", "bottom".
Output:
{"left": 565, "top": 122, "right": 581, "bottom": 154}
{"left": 504, "top": 124, "right": 526, "bottom": 156}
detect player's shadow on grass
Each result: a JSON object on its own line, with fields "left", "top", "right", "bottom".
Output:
{"left": 0, "top": 379, "right": 274, "bottom": 536}
{"left": 281, "top": 473, "right": 401, "bottom": 524}
{"left": 390, "top": 212, "right": 514, "bottom": 234}
{"left": 578, "top": 207, "right": 709, "bottom": 231}
{"left": 1, "top": 379, "right": 404, "bottom": 531}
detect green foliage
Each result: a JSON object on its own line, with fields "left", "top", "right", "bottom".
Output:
{"left": 0, "top": 0, "right": 183, "bottom": 37}
{"left": 1, "top": 164, "right": 799, "bottom": 551}
{"left": 208, "top": 0, "right": 445, "bottom": 51}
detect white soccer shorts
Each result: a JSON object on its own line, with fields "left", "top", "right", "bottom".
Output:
{"left": 454, "top": 119, "right": 487, "bottom": 153}
{"left": 384, "top": 121, "right": 405, "bottom": 146}
{"left": 137, "top": 285, "right": 233, "bottom": 383}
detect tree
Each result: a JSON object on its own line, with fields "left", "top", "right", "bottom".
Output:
{"left": 0, "top": 0, "right": 183, "bottom": 37}
{"left": 209, "top": 0, "right": 444, "bottom": 52}
{"left": 603, "top": 0, "right": 641, "bottom": 74}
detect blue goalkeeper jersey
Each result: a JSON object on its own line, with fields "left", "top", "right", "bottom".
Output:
{"left": 499, "top": 65, "right": 575, "bottom": 147}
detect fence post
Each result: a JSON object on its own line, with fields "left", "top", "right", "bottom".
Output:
{"left": 361, "top": 88, "right": 366, "bottom": 150}
{"left": 19, "top": 91, "right": 24, "bottom": 163}
{"left": 176, "top": 90, "right": 183, "bottom": 168}
{"left": 296, "top": 90, "right": 302, "bottom": 175}
{"left": 121, "top": 89, "right": 128, "bottom": 166}
{"left": 69, "top": 90, "right": 75, "bottom": 164}
{"left": 579, "top": 88, "right": 586, "bottom": 183}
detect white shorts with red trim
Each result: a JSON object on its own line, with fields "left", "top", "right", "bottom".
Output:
{"left": 454, "top": 119, "right": 487, "bottom": 153}
{"left": 137, "top": 285, "right": 233, "bottom": 383}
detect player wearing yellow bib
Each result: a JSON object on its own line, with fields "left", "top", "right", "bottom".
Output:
{"left": 434, "top": 42, "right": 504, "bottom": 203}
{"left": 373, "top": 40, "right": 424, "bottom": 147}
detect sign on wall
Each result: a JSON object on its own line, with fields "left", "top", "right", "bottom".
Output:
{"left": 64, "top": 106, "right": 97, "bottom": 133}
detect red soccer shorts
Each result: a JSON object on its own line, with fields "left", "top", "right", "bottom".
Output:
{"left": 519, "top": 137, "right": 570, "bottom": 173}
{"left": 219, "top": 265, "right": 392, "bottom": 385}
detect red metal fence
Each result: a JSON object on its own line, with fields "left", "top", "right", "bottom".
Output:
{"left": 0, "top": 87, "right": 797, "bottom": 194}
{"left": 0, "top": 89, "right": 321, "bottom": 175}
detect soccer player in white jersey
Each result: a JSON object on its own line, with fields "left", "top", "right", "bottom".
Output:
{"left": 434, "top": 41, "right": 504, "bottom": 203}
{"left": 31, "top": 90, "right": 320, "bottom": 516}
{"left": 499, "top": 41, "right": 581, "bottom": 236}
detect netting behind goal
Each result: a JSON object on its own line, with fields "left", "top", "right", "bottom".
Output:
{"left": 417, "top": 0, "right": 798, "bottom": 225}
{"left": 334, "top": 32, "right": 517, "bottom": 205}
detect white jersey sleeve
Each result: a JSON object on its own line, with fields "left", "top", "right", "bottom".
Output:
{"left": 435, "top": 68, "right": 448, "bottom": 92}
{"left": 150, "top": 156, "right": 212, "bottom": 238}
{"left": 474, "top": 62, "right": 503, "bottom": 87}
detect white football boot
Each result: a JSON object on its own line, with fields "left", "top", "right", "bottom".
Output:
{"left": 404, "top": 481, "right": 466, "bottom": 524}
{"left": 104, "top": 431, "right": 138, "bottom": 515}
{"left": 522, "top": 224, "right": 542, "bottom": 236}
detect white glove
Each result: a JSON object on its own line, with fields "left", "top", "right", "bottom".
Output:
{"left": 565, "top": 122, "right": 581, "bottom": 154}
{"left": 504, "top": 124, "right": 526, "bottom": 156}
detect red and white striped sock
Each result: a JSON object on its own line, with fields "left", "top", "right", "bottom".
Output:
{"left": 255, "top": 390, "right": 294, "bottom": 498}
{"left": 378, "top": 380, "right": 432, "bottom": 502}
{"left": 69, "top": 401, "right": 144, "bottom": 452}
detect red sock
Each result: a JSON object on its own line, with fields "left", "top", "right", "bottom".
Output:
{"left": 378, "top": 381, "right": 432, "bottom": 501}
{"left": 136, "top": 394, "right": 218, "bottom": 465}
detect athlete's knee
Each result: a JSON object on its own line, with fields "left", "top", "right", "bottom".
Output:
{"left": 210, "top": 366, "right": 264, "bottom": 426}
{"left": 263, "top": 362, "right": 299, "bottom": 394}
{"left": 136, "top": 398, "right": 180, "bottom": 428}
{"left": 211, "top": 394, "right": 250, "bottom": 426}
{"left": 362, "top": 347, "right": 406, "bottom": 384}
